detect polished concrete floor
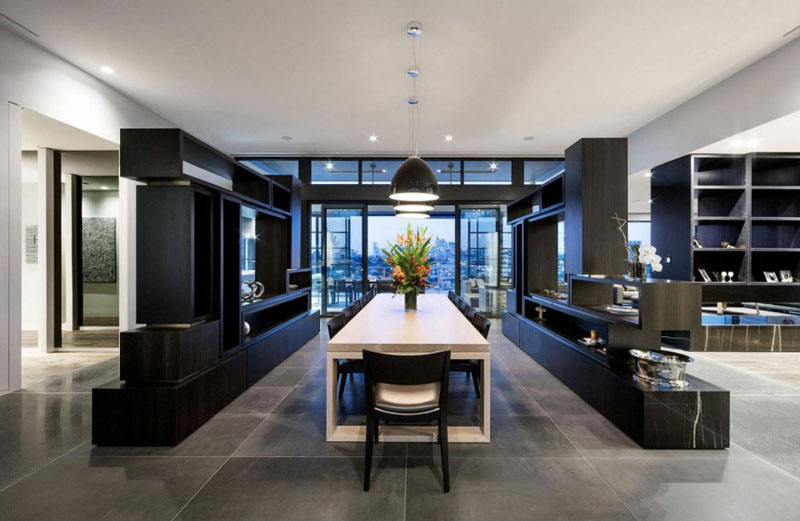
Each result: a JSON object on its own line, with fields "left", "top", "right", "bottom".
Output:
{"left": 22, "top": 327, "right": 120, "bottom": 349}
{"left": 2, "top": 322, "right": 800, "bottom": 520}
{"left": 21, "top": 348, "right": 119, "bottom": 387}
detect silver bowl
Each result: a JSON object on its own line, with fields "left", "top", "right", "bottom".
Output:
{"left": 629, "top": 349, "right": 694, "bottom": 388}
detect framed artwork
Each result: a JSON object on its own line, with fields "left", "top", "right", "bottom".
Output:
{"left": 25, "top": 225, "right": 38, "bottom": 264}
{"left": 779, "top": 270, "right": 794, "bottom": 283}
{"left": 83, "top": 217, "right": 117, "bottom": 283}
{"left": 697, "top": 268, "right": 711, "bottom": 282}
{"left": 764, "top": 271, "right": 779, "bottom": 283}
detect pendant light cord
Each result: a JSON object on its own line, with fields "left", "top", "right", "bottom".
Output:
{"left": 408, "top": 23, "right": 421, "bottom": 157}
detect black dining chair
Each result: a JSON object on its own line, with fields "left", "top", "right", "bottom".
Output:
{"left": 343, "top": 305, "right": 355, "bottom": 323}
{"left": 354, "top": 300, "right": 363, "bottom": 313}
{"left": 447, "top": 290, "right": 456, "bottom": 303}
{"left": 327, "top": 314, "right": 364, "bottom": 398}
{"left": 457, "top": 298, "right": 468, "bottom": 314}
{"left": 465, "top": 306, "right": 477, "bottom": 324}
{"left": 363, "top": 349, "right": 451, "bottom": 493}
{"left": 473, "top": 314, "right": 491, "bottom": 339}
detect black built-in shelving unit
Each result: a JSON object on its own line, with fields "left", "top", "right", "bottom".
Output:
{"left": 651, "top": 153, "right": 800, "bottom": 303}
{"left": 503, "top": 138, "right": 729, "bottom": 449}
{"left": 93, "top": 129, "right": 319, "bottom": 446}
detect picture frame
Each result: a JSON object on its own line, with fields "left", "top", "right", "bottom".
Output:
{"left": 764, "top": 271, "right": 779, "bottom": 283}
{"left": 697, "top": 268, "right": 711, "bottom": 282}
{"left": 779, "top": 270, "right": 794, "bottom": 283}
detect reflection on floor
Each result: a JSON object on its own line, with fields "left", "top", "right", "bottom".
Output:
{"left": 22, "top": 328, "right": 120, "bottom": 349}
{"left": 698, "top": 352, "right": 800, "bottom": 391}
{"left": 22, "top": 348, "right": 119, "bottom": 388}
{"left": 1, "top": 322, "right": 800, "bottom": 520}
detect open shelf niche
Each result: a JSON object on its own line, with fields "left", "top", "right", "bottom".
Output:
{"left": 651, "top": 152, "right": 800, "bottom": 301}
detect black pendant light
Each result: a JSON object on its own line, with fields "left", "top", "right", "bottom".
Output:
{"left": 391, "top": 22, "right": 439, "bottom": 210}
{"left": 396, "top": 209, "right": 431, "bottom": 219}
{"left": 390, "top": 157, "right": 439, "bottom": 202}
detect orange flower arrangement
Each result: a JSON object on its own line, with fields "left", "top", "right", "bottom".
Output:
{"left": 381, "top": 223, "right": 434, "bottom": 308}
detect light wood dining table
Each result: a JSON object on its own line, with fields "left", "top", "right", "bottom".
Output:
{"left": 326, "top": 293, "right": 491, "bottom": 443}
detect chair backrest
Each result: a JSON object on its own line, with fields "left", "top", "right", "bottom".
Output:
{"left": 473, "top": 314, "right": 491, "bottom": 339}
{"left": 327, "top": 314, "right": 346, "bottom": 339}
{"left": 465, "top": 306, "right": 477, "bottom": 323}
{"left": 363, "top": 350, "right": 451, "bottom": 407}
{"left": 343, "top": 306, "right": 355, "bottom": 322}
{"left": 448, "top": 290, "right": 456, "bottom": 303}
{"left": 457, "top": 298, "right": 468, "bottom": 313}
{"left": 354, "top": 300, "right": 363, "bottom": 313}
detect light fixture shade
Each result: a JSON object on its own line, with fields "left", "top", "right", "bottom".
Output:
{"left": 393, "top": 203, "right": 433, "bottom": 212}
{"left": 396, "top": 210, "right": 430, "bottom": 219}
{"left": 390, "top": 157, "right": 439, "bottom": 202}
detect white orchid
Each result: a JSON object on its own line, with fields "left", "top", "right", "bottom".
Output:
{"left": 637, "top": 244, "right": 663, "bottom": 272}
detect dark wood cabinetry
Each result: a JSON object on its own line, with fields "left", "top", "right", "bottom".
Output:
{"left": 651, "top": 152, "right": 800, "bottom": 302}
{"left": 94, "top": 129, "right": 319, "bottom": 447}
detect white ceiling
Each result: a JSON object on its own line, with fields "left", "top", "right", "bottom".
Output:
{"left": 22, "top": 109, "right": 118, "bottom": 151}
{"left": 3, "top": 0, "right": 800, "bottom": 156}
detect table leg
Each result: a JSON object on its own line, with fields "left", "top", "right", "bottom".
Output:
{"left": 479, "top": 354, "right": 491, "bottom": 441}
{"left": 326, "top": 354, "right": 338, "bottom": 441}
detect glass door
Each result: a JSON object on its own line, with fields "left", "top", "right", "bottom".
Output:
{"left": 322, "top": 206, "right": 363, "bottom": 315}
{"left": 460, "top": 206, "right": 510, "bottom": 316}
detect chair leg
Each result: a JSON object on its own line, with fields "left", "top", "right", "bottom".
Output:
{"left": 364, "top": 414, "right": 374, "bottom": 491}
{"left": 338, "top": 372, "right": 347, "bottom": 399}
{"left": 439, "top": 413, "right": 450, "bottom": 493}
{"left": 373, "top": 416, "right": 379, "bottom": 443}
{"left": 472, "top": 365, "right": 481, "bottom": 398}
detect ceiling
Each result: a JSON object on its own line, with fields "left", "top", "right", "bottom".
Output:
{"left": 3, "top": 1, "right": 800, "bottom": 157}
{"left": 22, "top": 109, "right": 118, "bottom": 151}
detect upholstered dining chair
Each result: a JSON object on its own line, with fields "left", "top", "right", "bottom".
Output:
{"left": 362, "top": 349, "right": 451, "bottom": 493}
{"left": 457, "top": 298, "right": 468, "bottom": 314}
{"left": 465, "top": 306, "right": 477, "bottom": 324}
{"left": 343, "top": 305, "right": 355, "bottom": 323}
{"left": 473, "top": 314, "right": 491, "bottom": 339}
{"left": 354, "top": 299, "right": 363, "bottom": 313}
{"left": 448, "top": 290, "right": 456, "bottom": 303}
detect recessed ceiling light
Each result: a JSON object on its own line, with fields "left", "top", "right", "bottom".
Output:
{"left": 489, "top": 162, "right": 498, "bottom": 171}
{"left": 523, "top": 135, "right": 535, "bottom": 141}
{"left": 281, "top": 135, "right": 293, "bottom": 141}
{"left": 100, "top": 65, "right": 114, "bottom": 75}
{"left": 325, "top": 162, "right": 334, "bottom": 171}
{"left": 369, "top": 135, "right": 378, "bottom": 142}
{"left": 101, "top": 185, "right": 109, "bottom": 190}
{"left": 444, "top": 135, "right": 453, "bottom": 142}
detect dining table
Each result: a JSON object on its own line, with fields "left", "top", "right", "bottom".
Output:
{"left": 326, "top": 293, "right": 491, "bottom": 443}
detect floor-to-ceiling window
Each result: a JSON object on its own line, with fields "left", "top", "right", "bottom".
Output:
{"left": 323, "top": 207, "right": 363, "bottom": 314}
{"left": 367, "top": 205, "right": 456, "bottom": 294}
{"left": 459, "top": 205, "right": 510, "bottom": 315}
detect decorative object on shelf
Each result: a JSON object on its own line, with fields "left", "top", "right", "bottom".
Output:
{"left": 629, "top": 349, "right": 694, "bottom": 388}
{"left": 579, "top": 329, "right": 606, "bottom": 348}
{"left": 241, "top": 280, "right": 265, "bottom": 301}
{"left": 764, "top": 271, "right": 779, "bottom": 283}
{"left": 693, "top": 237, "right": 703, "bottom": 249}
{"left": 542, "top": 288, "right": 568, "bottom": 300}
{"left": 720, "top": 241, "right": 738, "bottom": 249}
{"left": 712, "top": 271, "right": 721, "bottom": 282}
{"left": 243, "top": 321, "right": 251, "bottom": 336}
{"left": 727, "top": 271, "right": 735, "bottom": 282}
{"left": 780, "top": 270, "right": 794, "bottom": 283}
{"left": 380, "top": 223, "right": 434, "bottom": 311}
{"left": 613, "top": 213, "right": 662, "bottom": 278}
{"left": 288, "top": 284, "right": 299, "bottom": 290}
{"left": 604, "top": 304, "right": 639, "bottom": 316}
{"left": 697, "top": 268, "right": 711, "bottom": 282}
{"left": 390, "top": 22, "right": 438, "bottom": 208}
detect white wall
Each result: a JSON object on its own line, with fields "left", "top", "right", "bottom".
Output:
{"left": 0, "top": 26, "right": 174, "bottom": 391}
{"left": 628, "top": 35, "right": 800, "bottom": 173}
{"left": 20, "top": 152, "right": 38, "bottom": 331}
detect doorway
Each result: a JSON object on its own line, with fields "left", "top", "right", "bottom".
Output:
{"left": 18, "top": 109, "right": 119, "bottom": 386}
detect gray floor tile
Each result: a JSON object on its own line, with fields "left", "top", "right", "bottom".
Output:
{"left": 405, "top": 456, "right": 636, "bottom": 521}
{"left": 175, "top": 457, "right": 406, "bottom": 521}
{"left": 235, "top": 413, "right": 406, "bottom": 458}
{"left": 689, "top": 355, "right": 800, "bottom": 396}
{"left": 19, "top": 357, "right": 119, "bottom": 393}
{"left": 532, "top": 391, "right": 598, "bottom": 415}
{"left": 72, "top": 414, "right": 264, "bottom": 457}
{"left": 590, "top": 456, "right": 800, "bottom": 521}
{"left": 0, "top": 392, "right": 91, "bottom": 491}
{"left": 220, "top": 385, "right": 293, "bottom": 415}
{"left": 729, "top": 395, "right": 800, "bottom": 478}
{"left": 408, "top": 415, "right": 579, "bottom": 458}
{"left": 0, "top": 455, "right": 224, "bottom": 521}
{"left": 251, "top": 366, "right": 310, "bottom": 387}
